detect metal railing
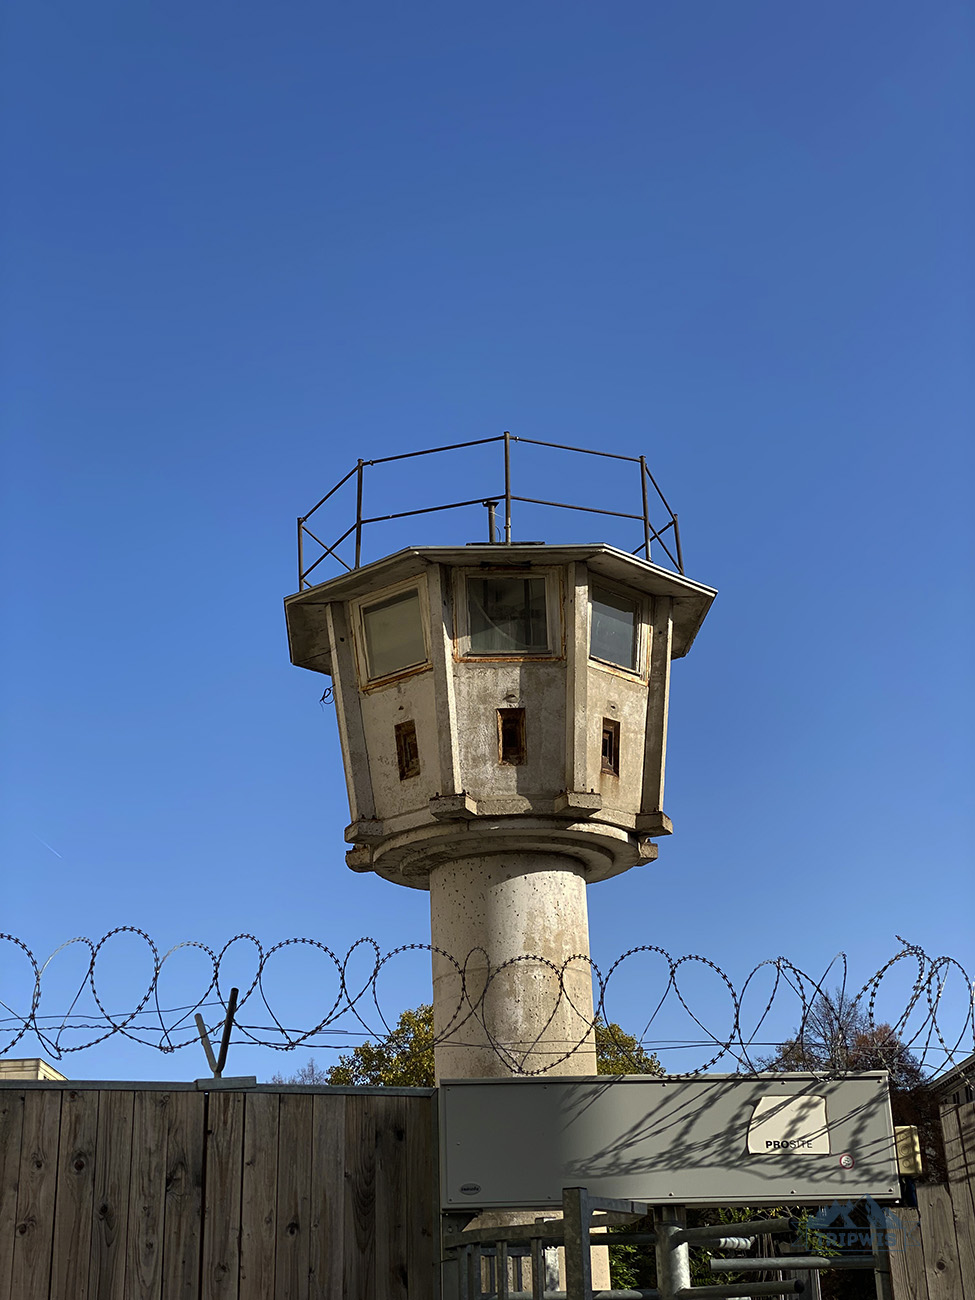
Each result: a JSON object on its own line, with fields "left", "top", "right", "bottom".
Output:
{"left": 296, "top": 432, "right": 684, "bottom": 590}
{"left": 444, "top": 1190, "right": 812, "bottom": 1300}
{"left": 445, "top": 1189, "right": 896, "bottom": 1299}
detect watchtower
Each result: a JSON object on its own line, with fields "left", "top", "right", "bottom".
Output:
{"left": 284, "top": 435, "right": 715, "bottom": 1079}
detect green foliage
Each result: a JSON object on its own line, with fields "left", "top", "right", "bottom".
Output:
{"left": 325, "top": 1004, "right": 436, "bottom": 1086}
{"left": 267, "top": 1005, "right": 664, "bottom": 1088}
{"left": 605, "top": 1229, "right": 651, "bottom": 1290}
{"left": 609, "top": 1203, "right": 837, "bottom": 1290}
{"left": 594, "top": 1020, "right": 663, "bottom": 1076}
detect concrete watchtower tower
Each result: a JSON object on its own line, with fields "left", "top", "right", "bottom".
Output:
{"left": 285, "top": 435, "right": 715, "bottom": 1080}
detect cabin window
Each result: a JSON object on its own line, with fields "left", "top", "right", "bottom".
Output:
{"left": 590, "top": 586, "right": 640, "bottom": 671}
{"left": 360, "top": 586, "right": 427, "bottom": 680}
{"left": 467, "top": 576, "right": 549, "bottom": 655}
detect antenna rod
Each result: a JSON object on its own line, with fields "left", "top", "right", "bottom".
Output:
{"left": 503, "top": 432, "right": 512, "bottom": 542}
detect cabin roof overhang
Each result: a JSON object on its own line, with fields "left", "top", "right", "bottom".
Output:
{"left": 284, "top": 544, "right": 717, "bottom": 675}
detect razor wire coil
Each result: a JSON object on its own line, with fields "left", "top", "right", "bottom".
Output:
{"left": 0, "top": 929, "right": 971, "bottom": 1078}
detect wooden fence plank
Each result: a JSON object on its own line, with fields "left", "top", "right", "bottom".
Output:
{"left": 87, "top": 1089, "right": 133, "bottom": 1300}
{"left": 343, "top": 1094, "right": 377, "bottom": 1300}
{"left": 375, "top": 1094, "right": 409, "bottom": 1300}
{"left": 50, "top": 1089, "right": 100, "bottom": 1300}
{"left": 887, "top": 1205, "right": 926, "bottom": 1300}
{"left": 958, "top": 1103, "right": 975, "bottom": 1164}
{"left": 405, "top": 1095, "right": 437, "bottom": 1300}
{"left": 0, "top": 1091, "right": 26, "bottom": 1300}
{"left": 162, "top": 1091, "right": 205, "bottom": 1300}
{"left": 10, "top": 1089, "right": 61, "bottom": 1300}
{"left": 126, "top": 1091, "right": 169, "bottom": 1300}
{"left": 239, "top": 1093, "right": 278, "bottom": 1300}
{"left": 201, "top": 1091, "right": 243, "bottom": 1300}
{"left": 917, "top": 1182, "right": 962, "bottom": 1300}
{"left": 940, "top": 1105, "right": 975, "bottom": 1297}
{"left": 952, "top": 1104, "right": 975, "bottom": 1204}
{"left": 308, "top": 1093, "right": 344, "bottom": 1300}
{"left": 942, "top": 1104, "right": 971, "bottom": 1191}
{"left": 275, "top": 1093, "right": 314, "bottom": 1300}
{"left": 0, "top": 1084, "right": 440, "bottom": 1300}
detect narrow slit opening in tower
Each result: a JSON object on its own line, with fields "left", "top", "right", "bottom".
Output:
{"left": 395, "top": 720, "right": 420, "bottom": 780}
{"left": 601, "top": 718, "right": 620, "bottom": 775}
{"left": 497, "top": 708, "right": 526, "bottom": 765}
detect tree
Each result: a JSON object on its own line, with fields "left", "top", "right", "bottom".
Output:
{"left": 268, "top": 1056, "right": 331, "bottom": 1085}
{"left": 758, "top": 987, "right": 944, "bottom": 1181}
{"left": 760, "top": 986, "right": 922, "bottom": 1085}
{"left": 325, "top": 1004, "right": 436, "bottom": 1086}
{"left": 269, "top": 1004, "right": 662, "bottom": 1087}
{"left": 593, "top": 1018, "right": 664, "bottom": 1077}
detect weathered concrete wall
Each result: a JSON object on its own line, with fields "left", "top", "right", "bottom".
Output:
{"left": 358, "top": 667, "right": 441, "bottom": 819}
{"left": 452, "top": 660, "right": 567, "bottom": 803}
{"left": 327, "top": 556, "right": 691, "bottom": 873}
{"left": 587, "top": 663, "right": 648, "bottom": 812}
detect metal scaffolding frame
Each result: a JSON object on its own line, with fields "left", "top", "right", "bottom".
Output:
{"left": 443, "top": 1187, "right": 896, "bottom": 1300}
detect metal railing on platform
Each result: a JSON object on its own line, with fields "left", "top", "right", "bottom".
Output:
{"left": 296, "top": 432, "right": 685, "bottom": 589}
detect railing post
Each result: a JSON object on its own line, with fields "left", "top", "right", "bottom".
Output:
{"left": 654, "top": 1205, "right": 690, "bottom": 1300}
{"left": 529, "top": 1237, "right": 545, "bottom": 1300}
{"left": 497, "top": 1240, "right": 509, "bottom": 1300}
{"left": 639, "top": 456, "right": 651, "bottom": 561}
{"left": 674, "top": 513, "right": 684, "bottom": 574}
{"left": 297, "top": 517, "right": 304, "bottom": 589}
{"left": 354, "top": 458, "right": 364, "bottom": 568}
{"left": 870, "top": 1225, "right": 894, "bottom": 1300}
{"left": 563, "top": 1187, "right": 593, "bottom": 1300}
{"left": 503, "top": 431, "right": 512, "bottom": 543}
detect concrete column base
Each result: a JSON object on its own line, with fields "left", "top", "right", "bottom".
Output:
{"left": 430, "top": 851, "right": 598, "bottom": 1080}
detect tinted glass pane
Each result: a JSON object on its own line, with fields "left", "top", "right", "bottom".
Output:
{"left": 590, "top": 587, "right": 638, "bottom": 669}
{"left": 468, "top": 576, "right": 548, "bottom": 653}
{"left": 362, "top": 588, "right": 426, "bottom": 678}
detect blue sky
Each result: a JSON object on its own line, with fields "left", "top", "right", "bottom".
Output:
{"left": 1, "top": 1, "right": 972, "bottom": 1081}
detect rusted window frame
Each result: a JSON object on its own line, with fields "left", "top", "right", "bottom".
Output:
{"left": 351, "top": 577, "right": 432, "bottom": 688}
{"left": 587, "top": 580, "right": 646, "bottom": 678}
{"left": 453, "top": 566, "right": 564, "bottom": 662}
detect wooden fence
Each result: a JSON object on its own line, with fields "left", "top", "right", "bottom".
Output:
{"left": 0, "top": 1081, "right": 439, "bottom": 1300}
{"left": 2, "top": 1082, "right": 972, "bottom": 1300}
{"left": 887, "top": 1102, "right": 975, "bottom": 1300}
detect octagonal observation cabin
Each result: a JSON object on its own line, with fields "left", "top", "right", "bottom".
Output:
{"left": 284, "top": 433, "right": 716, "bottom": 889}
